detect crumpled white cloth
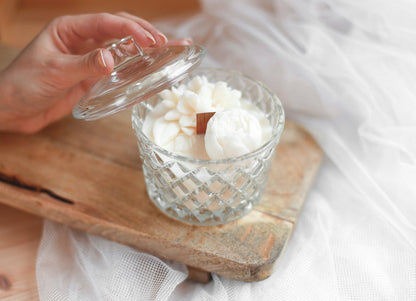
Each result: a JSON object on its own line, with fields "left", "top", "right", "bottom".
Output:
{"left": 37, "top": 0, "right": 416, "bottom": 300}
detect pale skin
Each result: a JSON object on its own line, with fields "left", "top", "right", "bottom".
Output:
{"left": 0, "top": 12, "right": 189, "bottom": 134}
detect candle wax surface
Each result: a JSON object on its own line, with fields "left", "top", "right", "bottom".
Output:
{"left": 142, "top": 76, "right": 272, "bottom": 160}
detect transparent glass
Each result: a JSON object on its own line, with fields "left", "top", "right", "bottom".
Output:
{"left": 132, "top": 69, "right": 285, "bottom": 226}
{"left": 73, "top": 36, "right": 205, "bottom": 121}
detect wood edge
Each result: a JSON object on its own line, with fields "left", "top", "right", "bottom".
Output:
{"left": 233, "top": 212, "right": 298, "bottom": 282}
{"left": 186, "top": 266, "right": 212, "bottom": 283}
{"left": 0, "top": 120, "right": 325, "bottom": 282}
{"left": 291, "top": 131, "right": 324, "bottom": 223}
{"left": 276, "top": 121, "right": 324, "bottom": 223}
{"left": 0, "top": 182, "right": 290, "bottom": 282}
{"left": 243, "top": 123, "right": 324, "bottom": 281}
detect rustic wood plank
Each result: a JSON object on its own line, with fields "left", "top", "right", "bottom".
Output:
{"left": 256, "top": 123, "right": 324, "bottom": 223}
{"left": 0, "top": 204, "right": 41, "bottom": 301}
{"left": 0, "top": 112, "right": 322, "bottom": 281}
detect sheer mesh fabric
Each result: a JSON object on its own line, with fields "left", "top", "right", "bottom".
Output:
{"left": 37, "top": 1, "right": 416, "bottom": 300}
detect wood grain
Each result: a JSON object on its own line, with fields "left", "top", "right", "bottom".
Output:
{"left": 0, "top": 111, "right": 322, "bottom": 282}
{"left": 0, "top": 204, "right": 41, "bottom": 301}
{"left": 196, "top": 112, "right": 215, "bottom": 134}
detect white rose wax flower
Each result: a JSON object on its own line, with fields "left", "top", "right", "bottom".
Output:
{"left": 143, "top": 76, "right": 272, "bottom": 160}
{"left": 205, "top": 109, "right": 263, "bottom": 159}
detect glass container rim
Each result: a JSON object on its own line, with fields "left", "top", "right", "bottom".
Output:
{"left": 131, "top": 68, "right": 285, "bottom": 165}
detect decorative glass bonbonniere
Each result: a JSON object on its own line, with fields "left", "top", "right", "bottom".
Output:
{"left": 132, "top": 69, "right": 285, "bottom": 226}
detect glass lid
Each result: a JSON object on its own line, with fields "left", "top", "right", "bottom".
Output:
{"left": 73, "top": 36, "right": 206, "bottom": 121}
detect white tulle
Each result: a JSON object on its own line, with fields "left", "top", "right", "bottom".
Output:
{"left": 36, "top": 0, "right": 416, "bottom": 299}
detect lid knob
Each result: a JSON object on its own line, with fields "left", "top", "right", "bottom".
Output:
{"left": 73, "top": 37, "right": 206, "bottom": 121}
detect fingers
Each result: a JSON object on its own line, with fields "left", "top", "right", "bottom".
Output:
{"left": 7, "top": 47, "right": 113, "bottom": 134}
{"left": 54, "top": 13, "right": 166, "bottom": 52}
{"left": 115, "top": 12, "right": 167, "bottom": 46}
{"left": 58, "top": 48, "right": 114, "bottom": 86}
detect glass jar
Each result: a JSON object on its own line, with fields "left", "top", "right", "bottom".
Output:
{"left": 132, "top": 69, "right": 285, "bottom": 225}
{"left": 73, "top": 37, "right": 285, "bottom": 226}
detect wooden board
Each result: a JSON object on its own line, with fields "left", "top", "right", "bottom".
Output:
{"left": 0, "top": 204, "right": 41, "bottom": 300}
{"left": 0, "top": 112, "right": 322, "bottom": 282}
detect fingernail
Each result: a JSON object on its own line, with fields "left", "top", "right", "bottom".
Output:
{"left": 99, "top": 49, "right": 113, "bottom": 73}
{"left": 99, "top": 49, "right": 107, "bottom": 68}
{"left": 144, "top": 31, "right": 156, "bottom": 45}
{"left": 158, "top": 33, "right": 168, "bottom": 44}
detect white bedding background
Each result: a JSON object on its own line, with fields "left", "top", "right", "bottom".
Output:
{"left": 36, "top": 0, "right": 416, "bottom": 300}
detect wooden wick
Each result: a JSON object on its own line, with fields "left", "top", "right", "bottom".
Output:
{"left": 196, "top": 112, "right": 216, "bottom": 135}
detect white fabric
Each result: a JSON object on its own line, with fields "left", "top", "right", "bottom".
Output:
{"left": 37, "top": 0, "right": 416, "bottom": 300}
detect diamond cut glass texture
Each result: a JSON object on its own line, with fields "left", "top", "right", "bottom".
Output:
{"left": 132, "top": 69, "right": 285, "bottom": 225}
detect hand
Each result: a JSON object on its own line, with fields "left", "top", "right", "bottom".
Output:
{"left": 0, "top": 12, "right": 180, "bottom": 134}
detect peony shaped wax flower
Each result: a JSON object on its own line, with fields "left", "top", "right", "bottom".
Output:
{"left": 142, "top": 76, "right": 242, "bottom": 157}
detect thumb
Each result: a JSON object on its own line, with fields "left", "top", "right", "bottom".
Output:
{"left": 64, "top": 48, "right": 114, "bottom": 84}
